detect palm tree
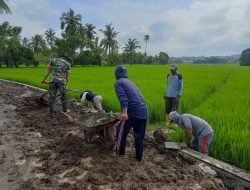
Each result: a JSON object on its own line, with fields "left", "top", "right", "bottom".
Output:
{"left": 45, "top": 28, "right": 56, "bottom": 49}
{"left": 85, "top": 23, "right": 96, "bottom": 40}
{"left": 144, "top": 34, "right": 150, "bottom": 55}
{"left": 123, "top": 38, "right": 141, "bottom": 66}
{"left": 99, "top": 23, "right": 119, "bottom": 55}
{"left": 123, "top": 38, "right": 141, "bottom": 54}
{"left": 94, "top": 37, "right": 101, "bottom": 49}
{"left": 84, "top": 23, "right": 96, "bottom": 49}
{"left": 76, "top": 25, "right": 88, "bottom": 52}
{"left": 0, "top": 0, "right": 11, "bottom": 14}
{"left": 22, "top": 37, "right": 29, "bottom": 47}
{"left": 60, "top": 8, "right": 82, "bottom": 34}
{"left": 30, "top": 35, "right": 46, "bottom": 54}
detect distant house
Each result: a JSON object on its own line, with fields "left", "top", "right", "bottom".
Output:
{"left": 182, "top": 60, "right": 193, "bottom": 64}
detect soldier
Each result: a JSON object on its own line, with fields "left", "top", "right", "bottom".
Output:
{"left": 41, "top": 54, "right": 71, "bottom": 117}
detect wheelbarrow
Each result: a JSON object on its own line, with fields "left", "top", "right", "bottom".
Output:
{"left": 21, "top": 90, "right": 49, "bottom": 106}
{"left": 76, "top": 112, "right": 119, "bottom": 143}
{"left": 20, "top": 86, "right": 83, "bottom": 107}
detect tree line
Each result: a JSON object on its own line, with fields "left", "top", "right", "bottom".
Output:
{"left": 0, "top": 8, "right": 169, "bottom": 68}
{"left": 2, "top": 1, "right": 248, "bottom": 67}
{"left": 240, "top": 49, "right": 250, "bottom": 66}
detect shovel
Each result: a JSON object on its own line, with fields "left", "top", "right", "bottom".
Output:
{"left": 165, "top": 142, "right": 181, "bottom": 150}
{"left": 41, "top": 82, "right": 84, "bottom": 93}
{"left": 67, "top": 88, "right": 85, "bottom": 93}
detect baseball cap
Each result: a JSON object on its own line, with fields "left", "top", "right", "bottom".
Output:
{"left": 170, "top": 64, "right": 177, "bottom": 70}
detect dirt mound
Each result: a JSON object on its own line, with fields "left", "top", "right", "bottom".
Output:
{"left": 153, "top": 128, "right": 167, "bottom": 144}
{"left": 0, "top": 81, "right": 226, "bottom": 190}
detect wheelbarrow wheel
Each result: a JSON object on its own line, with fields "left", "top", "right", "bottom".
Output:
{"left": 84, "top": 131, "right": 93, "bottom": 144}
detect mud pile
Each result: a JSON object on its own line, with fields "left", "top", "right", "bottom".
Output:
{"left": 0, "top": 81, "right": 226, "bottom": 190}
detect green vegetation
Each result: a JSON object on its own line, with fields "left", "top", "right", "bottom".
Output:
{"left": 191, "top": 67, "right": 250, "bottom": 170}
{"left": 0, "top": 0, "right": 11, "bottom": 14}
{"left": 0, "top": 64, "right": 249, "bottom": 171}
{"left": 240, "top": 48, "right": 250, "bottom": 66}
{"left": 0, "top": 8, "right": 168, "bottom": 68}
{"left": 0, "top": 64, "right": 235, "bottom": 121}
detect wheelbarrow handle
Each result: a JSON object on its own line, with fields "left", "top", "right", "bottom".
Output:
{"left": 110, "top": 112, "right": 120, "bottom": 118}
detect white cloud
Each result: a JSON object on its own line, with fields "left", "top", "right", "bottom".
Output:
{"left": 0, "top": 0, "right": 61, "bottom": 38}
{"left": 1, "top": 13, "right": 46, "bottom": 37}
{"left": 1, "top": 0, "right": 249, "bottom": 56}
{"left": 148, "top": 0, "right": 250, "bottom": 56}
{"left": 69, "top": 0, "right": 162, "bottom": 51}
{"left": 71, "top": 0, "right": 250, "bottom": 56}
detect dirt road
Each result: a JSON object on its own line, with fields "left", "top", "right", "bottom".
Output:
{"left": 0, "top": 81, "right": 226, "bottom": 190}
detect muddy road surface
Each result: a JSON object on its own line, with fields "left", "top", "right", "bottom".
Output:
{"left": 0, "top": 81, "right": 226, "bottom": 190}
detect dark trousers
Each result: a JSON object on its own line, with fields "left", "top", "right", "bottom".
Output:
{"left": 165, "top": 97, "right": 179, "bottom": 114}
{"left": 116, "top": 117, "right": 147, "bottom": 161}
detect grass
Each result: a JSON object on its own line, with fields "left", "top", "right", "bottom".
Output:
{"left": 190, "top": 66, "right": 250, "bottom": 170}
{"left": 0, "top": 64, "right": 236, "bottom": 122}
{"left": 0, "top": 64, "right": 249, "bottom": 170}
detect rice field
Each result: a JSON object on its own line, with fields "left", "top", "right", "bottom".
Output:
{"left": 0, "top": 64, "right": 249, "bottom": 170}
{"left": 191, "top": 67, "right": 250, "bottom": 170}
{"left": 0, "top": 64, "right": 235, "bottom": 121}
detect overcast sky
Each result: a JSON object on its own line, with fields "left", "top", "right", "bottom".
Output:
{"left": 1, "top": 0, "right": 250, "bottom": 56}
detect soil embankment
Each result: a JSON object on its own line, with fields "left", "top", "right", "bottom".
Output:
{"left": 0, "top": 81, "right": 225, "bottom": 190}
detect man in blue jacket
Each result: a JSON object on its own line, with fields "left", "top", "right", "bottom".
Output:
{"left": 165, "top": 64, "right": 183, "bottom": 125}
{"left": 114, "top": 65, "right": 148, "bottom": 161}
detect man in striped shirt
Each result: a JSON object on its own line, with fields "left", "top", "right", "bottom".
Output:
{"left": 165, "top": 64, "right": 183, "bottom": 125}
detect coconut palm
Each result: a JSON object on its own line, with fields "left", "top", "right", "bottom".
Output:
{"left": 85, "top": 23, "right": 96, "bottom": 40}
{"left": 30, "top": 35, "right": 46, "bottom": 54}
{"left": 123, "top": 38, "right": 141, "bottom": 54}
{"left": 123, "top": 38, "right": 141, "bottom": 66}
{"left": 60, "top": 8, "right": 82, "bottom": 34}
{"left": 0, "top": 0, "right": 11, "bottom": 14}
{"left": 22, "top": 37, "right": 29, "bottom": 47}
{"left": 144, "top": 34, "right": 150, "bottom": 55}
{"left": 45, "top": 28, "right": 56, "bottom": 49}
{"left": 84, "top": 23, "right": 96, "bottom": 49}
{"left": 99, "top": 23, "right": 119, "bottom": 54}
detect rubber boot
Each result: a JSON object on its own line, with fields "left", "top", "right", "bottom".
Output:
{"left": 49, "top": 103, "right": 54, "bottom": 118}
{"left": 166, "top": 114, "right": 170, "bottom": 126}
{"left": 62, "top": 102, "right": 68, "bottom": 113}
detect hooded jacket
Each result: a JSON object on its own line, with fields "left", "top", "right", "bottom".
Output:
{"left": 169, "top": 111, "right": 213, "bottom": 138}
{"left": 114, "top": 66, "right": 148, "bottom": 119}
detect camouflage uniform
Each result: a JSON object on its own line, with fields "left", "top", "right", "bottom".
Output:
{"left": 48, "top": 58, "right": 71, "bottom": 115}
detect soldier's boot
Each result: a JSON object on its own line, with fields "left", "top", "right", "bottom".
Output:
{"left": 62, "top": 102, "right": 70, "bottom": 113}
{"left": 166, "top": 114, "right": 170, "bottom": 126}
{"left": 48, "top": 101, "right": 55, "bottom": 118}
{"left": 49, "top": 107, "right": 55, "bottom": 118}
{"left": 49, "top": 112, "right": 55, "bottom": 118}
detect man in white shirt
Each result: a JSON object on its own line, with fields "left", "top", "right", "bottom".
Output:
{"left": 80, "top": 90, "right": 103, "bottom": 111}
